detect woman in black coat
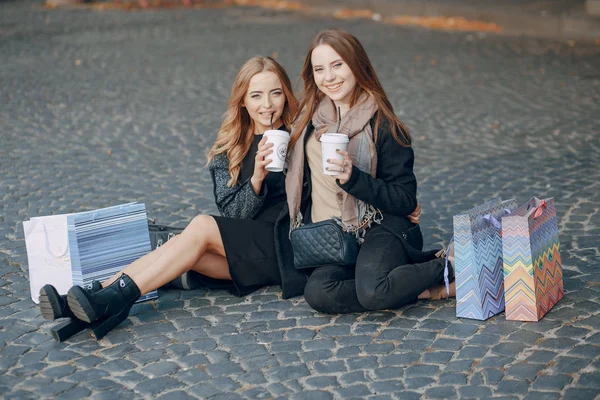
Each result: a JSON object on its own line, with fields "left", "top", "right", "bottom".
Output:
{"left": 278, "top": 29, "right": 455, "bottom": 313}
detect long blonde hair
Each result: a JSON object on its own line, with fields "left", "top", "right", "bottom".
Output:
{"left": 207, "top": 57, "right": 298, "bottom": 186}
{"left": 291, "top": 29, "right": 410, "bottom": 150}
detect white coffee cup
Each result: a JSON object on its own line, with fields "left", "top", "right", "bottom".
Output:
{"left": 263, "top": 129, "right": 290, "bottom": 172}
{"left": 320, "top": 133, "right": 350, "bottom": 176}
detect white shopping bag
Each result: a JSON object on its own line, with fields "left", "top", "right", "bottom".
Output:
{"left": 23, "top": 215, "right": 73, "bottom": 303}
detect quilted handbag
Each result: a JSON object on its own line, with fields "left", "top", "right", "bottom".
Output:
{"left": 290, "top": 219, "right": 358, "bottom": 270}
{"left": 148, "top": 222, "right": 184, "bottom": 250}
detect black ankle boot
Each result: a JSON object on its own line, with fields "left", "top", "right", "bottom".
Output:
{"left": 39, "top": 281, "right": 103, "bottom": 321}
{"left": 39, "top": 282, "right": 103, "bottom": 342}
{"left": 67, "top": 273, "right": 141, "bottom": 338}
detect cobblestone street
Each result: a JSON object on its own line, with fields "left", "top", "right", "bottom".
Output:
{"left": 1, "top": 1, "right": 599, "bottom": 398}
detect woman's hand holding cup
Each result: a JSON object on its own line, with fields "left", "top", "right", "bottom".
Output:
{"left": 327, "top": 149, "right": 353, "bottom": 185}
{"left": 251, "top": 136, "right": 273, "bottom": 194}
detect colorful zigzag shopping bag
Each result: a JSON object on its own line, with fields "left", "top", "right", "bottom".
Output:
{"left": 454, "top": 197, "right": 518, "bottom": 320}
{"left": 502, "top": 197, "right": 563, "bottom": 321}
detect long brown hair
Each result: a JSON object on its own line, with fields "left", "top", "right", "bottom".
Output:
{"left": 207, "top": 56, "right": 298, "bottom": 186}
{"left": 291, "top": 29, "right": 410, "bottom": 149}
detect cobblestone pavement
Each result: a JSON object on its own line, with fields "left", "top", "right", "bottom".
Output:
{"left": 1, "top": 1, "right": 599, "bottom": 399}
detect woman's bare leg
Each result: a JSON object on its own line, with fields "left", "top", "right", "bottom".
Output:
{"left": 104, "top": 215, "right": 227, "bottom": 294}
{"left": 189, "top": 252, "right": 231, "bottom": 280}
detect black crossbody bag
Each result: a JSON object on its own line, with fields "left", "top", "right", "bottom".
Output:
{"left": 290, "top": 219, "right": 359, "bottom": 270}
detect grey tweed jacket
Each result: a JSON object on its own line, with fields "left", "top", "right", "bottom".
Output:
{"left": 209, "top": 149, "right": 308, "bottom": 300}
{"left": 208, "top": 153, "right": 268, "bottom": 219}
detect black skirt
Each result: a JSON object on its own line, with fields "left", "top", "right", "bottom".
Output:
{"left": 190, "top": 215, "right": 282, "bottom": 297}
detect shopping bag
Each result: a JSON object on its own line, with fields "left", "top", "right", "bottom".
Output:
{"left": 23, "top": 215, "right": 72, "bottom": 304}
{"left": 502, "top": 197, "right": 563, "bottom": 321}
{"left": 68, "top": 203, "right": 156, "bottom": 302}
{"left": 454, "top": 197, "right": 518, "bottom": 320}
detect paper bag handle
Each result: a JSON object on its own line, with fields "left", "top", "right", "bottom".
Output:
{"left": 43, "top": 224, "right": 69, "bottom": 259}
{"left": 482, "top": 214, "right": 502, "bottom": 230}
{"left": 480, "top": 208, "right": 511, "bottom": 236}
{"left": 438, "top": 237, "right": 454, "bottom": 298}
{"left": 525, "top": 199, "right": 547, "bottom": 219}
{"left": 532, "top": 200, "right": 547, "bottom": 219}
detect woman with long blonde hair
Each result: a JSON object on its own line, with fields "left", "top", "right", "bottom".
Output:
{"left": 38, "top": 56, "right": 300, "bottom": 339}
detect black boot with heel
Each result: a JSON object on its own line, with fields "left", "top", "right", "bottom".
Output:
{"left": 67, "top": 273, "right": 141, "bottom": 340}
{"left": 38, "top": 282, "right": 103, "bottom": 342}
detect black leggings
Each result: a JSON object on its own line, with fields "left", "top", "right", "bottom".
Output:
{"left": 304, "top": 224, "right": 445, "bottom": 314}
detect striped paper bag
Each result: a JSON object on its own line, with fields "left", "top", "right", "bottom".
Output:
{"left": 502, "top": 197, "right": 563, "bottom": 321}
{"left": 454, "top": 197, "right": 518, "bottom": 320}
{"left": 67, "top": 202, "right": 157, "bottom": 302}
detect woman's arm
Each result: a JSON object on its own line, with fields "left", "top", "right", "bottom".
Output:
{"left": 337, "top": 121, "right": 418, "bottom": 217}
{"left": 209, "top": 153, "right": 267, "bottom": 220}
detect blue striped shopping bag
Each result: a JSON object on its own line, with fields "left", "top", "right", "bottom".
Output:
{"left": 67, "top": 203, "right": 156, "bottom": 302}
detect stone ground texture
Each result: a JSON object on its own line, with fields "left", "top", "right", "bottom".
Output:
{"left": 1, "top": 1, "right": 599, "bottom": 399}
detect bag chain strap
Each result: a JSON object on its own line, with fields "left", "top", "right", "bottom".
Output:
{"left": 348, "top": 207, "right": 383, "bottom": 234}
{"left": 351, "top": 214, "right": 373, "bottom": 233}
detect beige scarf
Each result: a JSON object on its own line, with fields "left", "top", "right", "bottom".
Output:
{"left": 286, "top": 94, "right": 380, "bottom": 233}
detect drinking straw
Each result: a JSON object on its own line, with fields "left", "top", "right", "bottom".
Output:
{"left": 270, "top": 114, "right": 274, "bottom": 130}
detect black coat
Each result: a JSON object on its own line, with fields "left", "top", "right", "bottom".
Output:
{"left": 274, "top": 114, "right": 438, "bottom": 299}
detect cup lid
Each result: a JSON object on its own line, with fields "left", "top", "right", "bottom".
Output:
{"left": 264, "top": 129, "right": 289, "bottom": 137}
{"left": 320, "top": 133, "right": 349, "bottom": 143}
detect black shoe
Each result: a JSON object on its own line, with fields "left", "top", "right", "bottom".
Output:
{"left": 39, "top": 281, "right": 103, "bottom": 320}
{"left": 50, "top": 318, "right": 91, "bottom": 342}
{"left": 67, "top": 273, "right": 141, "bottom": 339}
{"left": 168, "top": 272, "right": 193, "bottom": 290}
{"left": 167, "top": 271, "right": 234, "bottom": 291}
